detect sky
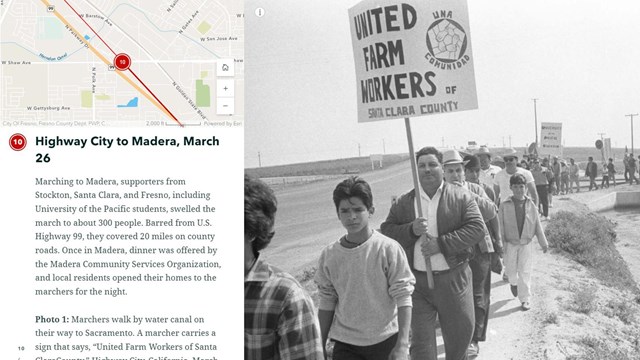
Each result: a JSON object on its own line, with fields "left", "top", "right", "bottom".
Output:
{"left": 244, "top": 0, "right": 640, "bottom": 168}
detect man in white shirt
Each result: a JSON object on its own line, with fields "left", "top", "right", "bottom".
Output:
{"left": 493, "top": 148, "right": 538, "bottom": 207}
{"left": 381, "top": 147, "right": 486, "bottom": 360}
{"left": 475, "top": 146, "right": 502, "bottom": 189}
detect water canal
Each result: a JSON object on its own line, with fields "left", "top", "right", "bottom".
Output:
{"left": 598, "top": 198, "right": 640, "bottom": 285}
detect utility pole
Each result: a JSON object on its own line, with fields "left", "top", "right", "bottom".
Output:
{"left": 509, "top": 135, "right": 512, "bottom": 148}
{"left": 358, "top": 143, "right": 361, "bottom": 157}
{"left": 626, "top": 114, "right": 638, "bottom": 155}
{"left": 532, "top": 98, "right": 539, "bottom": 145}
{"left": 382, "top": 139, "right": 386, "bottom": 154}
{"left": 258, "top": 151, "right": 262, "bottom": 167}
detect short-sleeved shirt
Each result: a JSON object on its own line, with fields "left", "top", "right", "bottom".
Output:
{"left": 494, "top": 167, "right": 535, "bottom": 203}
{"left": 479, "top": 165, "right": 502, "bottom": 188}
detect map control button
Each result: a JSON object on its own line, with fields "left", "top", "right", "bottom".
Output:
{"left": 216, "top": 98, "right": 234, "bottom": 115}
{"left": 217, "top": 59, "right": 234, "bottom": 77}
{"left": 216, "top": 79, "right": 234, "bottom": 98}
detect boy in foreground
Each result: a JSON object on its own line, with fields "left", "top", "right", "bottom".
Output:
{"left": 315, "top": 176, "right": 415, "bottom": 360}
{"left": 498, "top": 173, "right": 549, "bottom": 311}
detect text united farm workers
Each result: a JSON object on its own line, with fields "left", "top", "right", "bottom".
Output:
{"left": 353, "top": 4, "right": 437, "bottom": 104}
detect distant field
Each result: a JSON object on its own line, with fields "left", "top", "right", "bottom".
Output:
{"left": 535, "top": 147, "right": 628, "bottom": 174}
{"left": 245, "top": 153, "right": 410, "bottom": 178}
{"left": 550, "top": 147, "right": 626, "bottom": 163}
{"left": 245, "top": 147, "right": 631, "bottom": 178}
{"left": 486, "top": 147, "right": 626, "bottom": 167}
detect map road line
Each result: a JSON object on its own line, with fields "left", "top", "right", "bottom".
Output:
{"left": 128, "top": 68, "right": 181, "bottom": 126}
{"left": 62, "top": 0, "right": 183, "bottom": 126}
{"left": 64, "top": 0, "right": 184, "bottom": 127}
{"left": 40, "top": 0, "right": 183, "bottom": 126}
{"left": 63, "top": 0, "right": 116, "bottom": 55}
{"left": 84, "top": 0, "right": 185, "bottom": 91}
{"left": 0, "top": 0, "right": 17, "bottom": 26}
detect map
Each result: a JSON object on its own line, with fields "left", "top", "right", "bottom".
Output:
{"left": 1, "top": 0, "right": 243, "bottom": 127}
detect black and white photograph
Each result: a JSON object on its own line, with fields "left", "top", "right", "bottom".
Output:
{"left": 244, "top": 0, "right": 640, "bottom": 359}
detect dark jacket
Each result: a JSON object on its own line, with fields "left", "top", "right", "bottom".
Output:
{"left": 380, "top": 182, "right": 486, "bottom": 272}
{"left": 585, "top": 161, "right": 598, "bottom": 178}
{"left": 465, "top": 182, "right": 501, "bottom": 254}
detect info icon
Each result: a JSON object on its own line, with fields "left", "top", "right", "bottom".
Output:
{"left": 9, "top": 133, "right": 27, "bottom": 151}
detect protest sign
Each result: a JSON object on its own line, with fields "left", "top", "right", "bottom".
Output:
{"left": 540, "top": 122, "right": 562, "bottom": 156}
{"left": 349, "top": 0, "right": 477, "bottom": 123}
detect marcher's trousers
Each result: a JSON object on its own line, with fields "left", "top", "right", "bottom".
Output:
{"left": 469, "top": 252, "right": 492, "bottom": 342}
{"left": 411, "top": 264, "right": 474, "bottom": 360}
{"left": 504, "top": 241, "right": 534, "bottom": 303}
{"left": 536, "top": 185, "right": 549, "bottom": 217}
{"left": 332, "top": 333, "right": 398, "bottom": 360}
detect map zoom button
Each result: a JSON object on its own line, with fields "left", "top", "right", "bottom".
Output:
{"left": 216, "top": 79, "right": 234, "bottom": 98}
{"left": 216, "top": 98, "right": 234, "bottom": 115}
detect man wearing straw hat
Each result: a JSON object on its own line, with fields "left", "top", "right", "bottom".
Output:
{"left": 475, "top": 146, "right": 502, "bottom": 190}
{"left": 381, "top": 146, "right": 485, "bottom": 360}
{"left": 494, "top": 148, "right": 538, "bottom": 207}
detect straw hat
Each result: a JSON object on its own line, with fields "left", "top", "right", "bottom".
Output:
{"left": 442, "top": 149, "right": 469, "bottom": 166}
{"left": 502, "top": 148, "right": 518, "bottom": 160}
{"left": 475, "top": 146, "right": 491, "bottom": 157}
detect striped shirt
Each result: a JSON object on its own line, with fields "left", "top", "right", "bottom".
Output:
{"left": 245, "top": 256, "right": 324, "bottom": 360}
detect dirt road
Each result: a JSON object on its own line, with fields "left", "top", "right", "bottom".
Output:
{"left": 264, "top": 164, "right": 640, "bottom": 359}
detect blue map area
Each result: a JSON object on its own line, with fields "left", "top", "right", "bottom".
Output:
{"left": 117, "top": 97, "right": 138, "bottom": 108}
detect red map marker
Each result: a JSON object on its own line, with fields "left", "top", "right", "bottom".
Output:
{"left": 9, "top": 133, "right": 27, "bottom": 151}
{"left": 113, "top": 53, "right": 131, "bottom": 71}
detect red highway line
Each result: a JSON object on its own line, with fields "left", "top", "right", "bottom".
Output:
{"left": 62, "top": 0, "right": 183, "bottom": 126}
{"left": 64, "top": 0, "right": 116, "bottom": 55}
{"left": 128, "top": 69, "right": 182, "bottom": 126}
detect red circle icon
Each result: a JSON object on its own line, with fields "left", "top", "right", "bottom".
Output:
{"left": 113, "top": 53, "right": 131, "bottom": 71}
{"left": 9, "top": 133, "right": 27, "bottom": 151}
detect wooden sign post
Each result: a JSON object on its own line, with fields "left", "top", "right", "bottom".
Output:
{"left": 349, "top": 0, "right": 478, "bottom": 289}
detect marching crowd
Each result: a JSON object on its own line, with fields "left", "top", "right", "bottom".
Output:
{"left": 513, "top": 152, "right": 640, "bottom": 197}
{"left": 244, "top": 146, "right": 635, "bottom": 360}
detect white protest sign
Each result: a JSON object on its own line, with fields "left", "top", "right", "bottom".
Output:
{"left": 540, "top": 122, "right": 562, "bottom": 156}
{"left": 349, "top": 0, "right": 478, "bottom": 123}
